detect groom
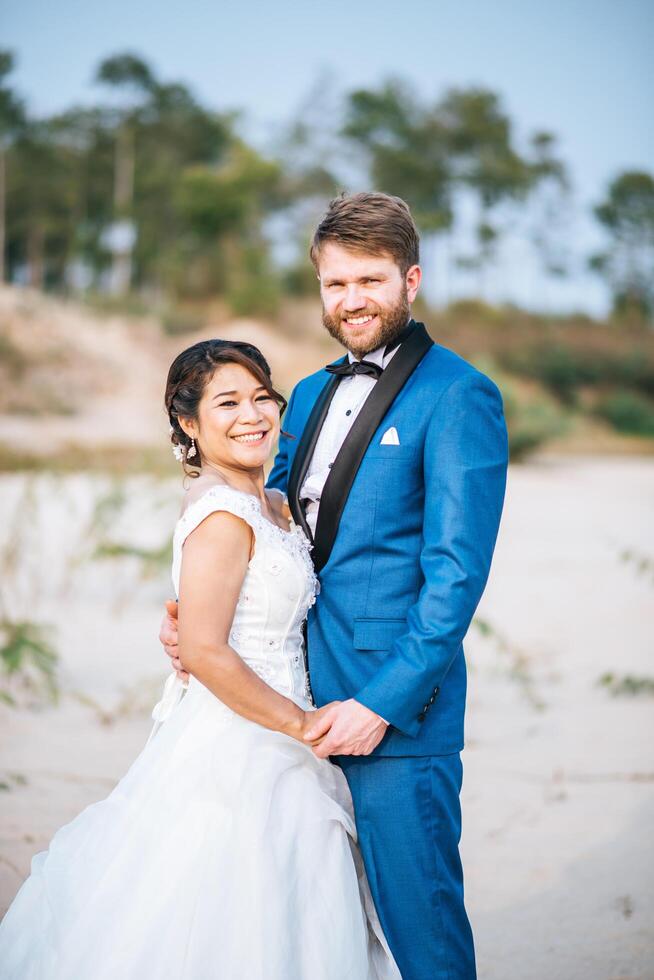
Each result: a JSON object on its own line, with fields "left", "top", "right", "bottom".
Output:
{"left": 164, "top": 192, "right": 507, "bottom": 979}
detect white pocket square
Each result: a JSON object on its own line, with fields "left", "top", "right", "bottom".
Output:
{"left": 380, "top": 426, "right": 400, "bottom": 446}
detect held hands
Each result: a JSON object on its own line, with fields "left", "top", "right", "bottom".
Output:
{"left": 159, "top": 600, "right": 188, "bottom": 683}
{"left": 302, "top": 699, "right": 388, "bottom": 759}
{"left": 295, "top": 702, "right": 341, "bottom": 746}
{"left": 158, "top": 600, "right": 388, "bottom": 757}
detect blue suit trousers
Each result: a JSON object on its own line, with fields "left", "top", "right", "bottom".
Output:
{"left": 337, "top": 753, "right": 476, "bottom": 980}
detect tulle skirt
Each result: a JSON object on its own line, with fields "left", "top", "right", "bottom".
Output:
{"left": 0, "top": 679, "right": 399, "bottom": 979}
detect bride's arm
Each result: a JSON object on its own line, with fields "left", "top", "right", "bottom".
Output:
{"left": 177, "top": 510, "right": 308, "bottom": 740}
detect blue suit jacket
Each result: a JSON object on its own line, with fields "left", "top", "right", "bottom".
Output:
{"left": 267, "top": 321, "right": 508, "bottom": 756}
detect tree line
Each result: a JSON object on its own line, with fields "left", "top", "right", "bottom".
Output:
{"left": 1, "top": 50, "right": 652, "bottom": 318}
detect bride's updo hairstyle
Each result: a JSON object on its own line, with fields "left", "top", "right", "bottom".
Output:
{"left": 165, "top": 339, "right": 288, "bottom": 477}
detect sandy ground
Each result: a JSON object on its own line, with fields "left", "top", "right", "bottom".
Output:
{"left": 0, "top": 457, "right": 652, "bottom": 979}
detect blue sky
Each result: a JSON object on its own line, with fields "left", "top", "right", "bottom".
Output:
{"left": 3, "top": 0, "right": 653, "bottom": 314}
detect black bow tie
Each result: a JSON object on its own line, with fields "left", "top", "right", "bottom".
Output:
{"left": 324, "top": 320, "right": 415, "bottom": 380}
{"left": 325, "top": 359, "right": 383, "bottom": 380}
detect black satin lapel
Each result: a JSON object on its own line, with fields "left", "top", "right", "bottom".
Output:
{"left": 287, "top": 368, "right": 344, "bottom": 540}
{"left": 312, "top": 323, "right": 433, "bottom": 573}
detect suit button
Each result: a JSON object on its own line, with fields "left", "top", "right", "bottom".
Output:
{"left": 417, "top": 711, "right": 426, "bottom": 722}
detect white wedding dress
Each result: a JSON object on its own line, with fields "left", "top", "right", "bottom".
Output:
{"left": 0, "top": 485, "right": 399, "bottom": 980}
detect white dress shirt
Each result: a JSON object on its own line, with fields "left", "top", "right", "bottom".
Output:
{"left": 300, "top": 341, "right": 400, "bottom": 538}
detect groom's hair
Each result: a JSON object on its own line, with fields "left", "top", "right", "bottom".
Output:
{"left": 310, "top": 192, "right": 420, "bottom": 275}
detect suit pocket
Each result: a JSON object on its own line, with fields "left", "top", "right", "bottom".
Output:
{"left": 353, "top": 617, "right": 407, "bottom": 651}
{"left": 365, "top": 444, "right": 418, "bottom": 461}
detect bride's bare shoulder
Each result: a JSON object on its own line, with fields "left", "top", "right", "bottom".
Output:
{"left": 179, "top": 476, "right": 230, "bottom": 518}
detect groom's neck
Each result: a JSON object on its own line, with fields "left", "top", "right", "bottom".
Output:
{"left": 350, "top": 317, "right": 414, "bottom": 360}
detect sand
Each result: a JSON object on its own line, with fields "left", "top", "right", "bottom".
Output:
{"left": 0, "top": 457, "right": 652, "bottom": 979}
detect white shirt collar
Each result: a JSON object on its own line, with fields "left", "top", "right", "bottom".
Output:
{"left": 347, "top": 344, "right": 387, "bottom": 367}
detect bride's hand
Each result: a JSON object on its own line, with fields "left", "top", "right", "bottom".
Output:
{"left": 159, "top": 600, "right": 189, "bottom": 683}
{"left": 300, "top": 702, "right": 341, "bottom": 746}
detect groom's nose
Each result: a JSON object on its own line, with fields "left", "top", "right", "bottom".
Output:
{"left": 342, "top": 283, "right": 367, "bottom": 311}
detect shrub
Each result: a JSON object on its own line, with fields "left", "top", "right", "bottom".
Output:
{"left": 0, "top": 334, "right": 28, "bottom": 375}
{"left": 474, "top": 358, "right": 567, "bottom": 461}
{"left": 597, "top": 672, "right": 654, "bottom": 697}
{"left": 0, "top": 618, "right": 59, "bottom": 707}
{"left": 161, "top": 310, "right": 204, "bottom": 336}
{"left": 506, "top": 398, "right": 567, "bottom": 461}
{"left": 228, "top": 276, "right": 280, "bottom": 318}
{"left": 595, "top": 390, "right": 654, "bottom": 436}
{"left": 226, "top": 247, "right": 281, "bottom": 318}
{"left": 283, "top": 262, "right": 319, "bottom": 297}
{"left": 500, "top": 343, "right": 654, "bottom": 404}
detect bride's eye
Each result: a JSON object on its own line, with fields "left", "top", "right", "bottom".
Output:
{"left": 256, "top": 395, "right": 272, "bottom": 402}
{"left": 219, "top": 400, "right": 238, "bottom": 407}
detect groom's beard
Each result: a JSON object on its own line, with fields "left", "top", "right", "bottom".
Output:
{"left": 321, "top": 287, "right": 411, "bottom": 360}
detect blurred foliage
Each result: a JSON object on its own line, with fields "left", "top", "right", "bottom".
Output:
{"left": 0, "top": 332, "right": 28, "bottom": 374}
{"left": 597, "top": 672, "right": 654, "bottom": 698}
{"left": 1, "top": 49, "right": 653, "bottom": 458}
{"left": 160, "top": 308, "right": 205, "bottom": 336}
{"left": 92, "top": 540, "right": 173, "bottom": 579}
{"left": 342, "top": 82, "right": 569, "bottom": 293}
{"left": 619, "top": 548, "right": 654, "bottom": 584}
{"left": 503, "top": 391, "right": 567, "bottom": 461}
{"left": 474, "top": 356, "right": 567, "bottom": 460}
{"left": 594, "top": 390, "right": 654, "bottom": 436}
{"left": 472, "top": 616, "right": 545, "bottom": 710}
{"left": 0, "top": 483, "right": 61, "bottom": 707}
{"left": 0, "top": 618, "right": 59, "bottom": 707}
{"left": 82, "top": 481, "right": 174, "bottom": 584}
{"left": 449, "top": 310, "right": 654, "bottom": 453}
{"left": 0, "top": 46, "right": 650, "bottom": 327}
{"left": 500, "top": 342, "right": 654, "bottom": 406}
{"left": 590, "top": 172, "right": 654, "bottom": 319}
{"left": 0, "top": 442, "right": 175, "bottom": 475}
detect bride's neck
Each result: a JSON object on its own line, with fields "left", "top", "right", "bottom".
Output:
{"left": 197, "top": 462, "right": 267, "bottom": 505}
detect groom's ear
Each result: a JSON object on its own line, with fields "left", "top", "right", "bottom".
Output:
{"left": 405, "top": 263, "right": 421, "bottom": 303}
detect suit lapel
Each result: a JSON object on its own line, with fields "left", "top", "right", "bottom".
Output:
{"left": 287, "top": 362, "right": 345, "bottom": 540}
{"left": 312, "top": 322, "right": 433, "bottom": 573}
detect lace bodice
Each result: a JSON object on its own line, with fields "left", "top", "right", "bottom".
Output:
{"left": 168, "top": 484, "right": 319, "bottom": 710}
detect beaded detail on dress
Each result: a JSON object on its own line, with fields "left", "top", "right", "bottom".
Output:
{"left": 163, "top": 484, "right": 318, "bottom": 722}
{"left": 173, "top": 484, "right": 318, "bottom": 601}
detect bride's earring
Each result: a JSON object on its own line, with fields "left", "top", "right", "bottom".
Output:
{"left": 187, "top": 438, "right": 197, "bottom": 460}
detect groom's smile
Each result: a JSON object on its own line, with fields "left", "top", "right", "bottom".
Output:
{"left": 344, "top": 313, "right": 376, "bottom": 326}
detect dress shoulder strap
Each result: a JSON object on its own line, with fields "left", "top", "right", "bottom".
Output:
{"left": 174, "top": 484, "right": 265, "bottom": 550}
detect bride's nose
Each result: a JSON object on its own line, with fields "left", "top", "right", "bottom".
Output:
{"left": 239, "top": 399, "right": 263, "bottom": 423}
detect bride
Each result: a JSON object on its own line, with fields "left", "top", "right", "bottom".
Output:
{"left": 0, "top": 339, "right": 399, "bottom": 980}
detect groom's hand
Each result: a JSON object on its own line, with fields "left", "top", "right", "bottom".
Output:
{"left": 159, "top": 600, "right": 189, "bottom": 682}
{"left": 300, "top": 701, "right": 341, "bottom": 746}
{"left": 304, "top": 699, "right": 388, "bottom": 759}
